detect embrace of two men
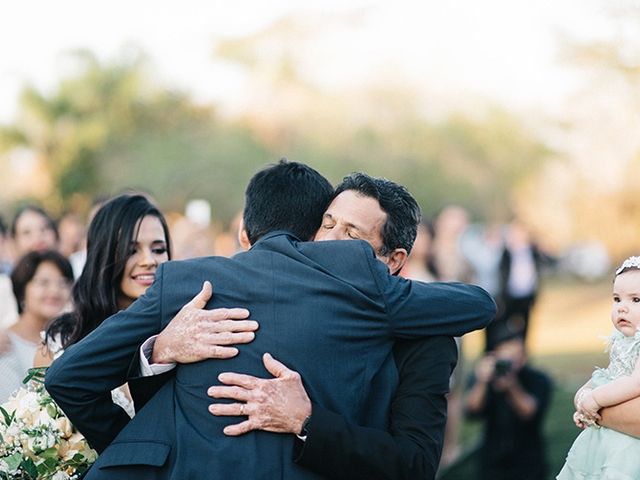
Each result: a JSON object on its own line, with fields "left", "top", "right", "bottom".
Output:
{"left": 46, "top": 160, "right": 496, "bottom": 479}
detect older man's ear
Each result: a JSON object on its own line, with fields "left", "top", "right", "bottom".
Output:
{"left": 386, "top": 248, "right": 408, "bottom": 276}
{"left": 237, "top": 218, "right": 251, "bottom": 251}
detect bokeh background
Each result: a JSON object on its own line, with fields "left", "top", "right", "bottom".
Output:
{"left": 2, "top": 1, "right": 640, "bottom": 477}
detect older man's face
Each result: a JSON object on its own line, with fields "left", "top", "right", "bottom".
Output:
{"left": 314, "top": 190, "right": 386, "bottom": 257}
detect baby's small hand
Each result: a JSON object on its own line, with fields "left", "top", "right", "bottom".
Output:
{"left": 573, "top": 411, "right": 586, "bottom": 429}
{"left": 578, "top": 390, "right": 602, "bottom": 419}
{"left": 573, "top": 411, "right": 599, "bottom": 429}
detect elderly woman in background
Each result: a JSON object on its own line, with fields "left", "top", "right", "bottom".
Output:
{"left": 0, "top": 250, "right": 72, "bottom": 402}
{"left": 0, "top": 206, "right": 60, "bottom": 329}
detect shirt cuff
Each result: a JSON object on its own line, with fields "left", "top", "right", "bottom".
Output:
{"left": 139, "top": 335, "right": 177, "bottom": 376}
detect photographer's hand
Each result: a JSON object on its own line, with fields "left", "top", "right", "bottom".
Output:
{"left": 465, "top": 355, "right": 496, "bottom": 413}
{"left": 476, "top": 355, "right": 496, "bottom": 383}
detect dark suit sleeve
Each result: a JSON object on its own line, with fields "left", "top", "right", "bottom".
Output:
{"left": 126, "top": 349, "right": 176, "bottom": 412}
{"left": 362, "top": 244, "right": 496, "bottom": 338}
{"left": 294, "top": 336, "right": 457, "bottom": 480}
{"left": 45, "top": 264, "right": 166, "bottom": 453}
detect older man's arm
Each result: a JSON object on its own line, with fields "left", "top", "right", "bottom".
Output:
{"left": 599, "top": 397, "right": 640, "bottom": 437}
{"left": 208, "top": 336, "right": 457, "bottom": 480}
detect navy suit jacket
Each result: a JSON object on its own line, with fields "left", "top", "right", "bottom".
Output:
{"left": 46, "top": 232, "right": 495, "bottom": 479}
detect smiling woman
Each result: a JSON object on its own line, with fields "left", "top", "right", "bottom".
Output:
{"left": 42, "top": 194, "right": 171, "bottom": 354}
{"left": 117, "top": 215, "right": 170, "bottom": 309}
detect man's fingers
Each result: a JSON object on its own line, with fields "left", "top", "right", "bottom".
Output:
{"left": 263, "top": 353, "right": 292, "bottom": 378}
{"left": 205, "top": 331, "right": 255, "bottom": 346}
{"left": 204, "top": 308, "right": 251, "bottom": 321}
{"left": 208, "top": 346, "right": 240, "bottom": 359}
{"left": 208, "top": 385, "right": 251, "bottom": 401}
{"left": 206, "top": 320, "right": 258, "bottom": 333}
{"left": 187, "top": 281, "right": 213, "bottom": 309}
{"left": 223, "top": 420, "right": 255, "bottom": 436}
{"left": 217, "top": 372, "right": 262, "bottom": 389}
{"left": 208, "top": 402, "right": 246, "bottom": 417}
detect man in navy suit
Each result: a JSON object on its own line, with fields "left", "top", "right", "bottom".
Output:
{"left": 145, "top": 173, "right": 460, "bottom": 479}
{"left": 46, "top": 161, "right": 495, "bottom": 479}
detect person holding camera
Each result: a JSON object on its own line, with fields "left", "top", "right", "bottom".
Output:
{"left": 465, "top": 331, "right": 553, "bottom": 480}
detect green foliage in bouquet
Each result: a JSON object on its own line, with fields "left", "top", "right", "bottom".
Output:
{"left": 0, "top": 367, "right": 97, "bottom": 479}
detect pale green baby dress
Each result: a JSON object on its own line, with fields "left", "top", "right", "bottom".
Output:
{"left": 557, "top": 330, "right": 640, "bottom": 479}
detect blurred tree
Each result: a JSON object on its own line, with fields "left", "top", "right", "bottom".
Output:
{"left": 554, "top": 1, "right": 640, "bottom": 257}
{"left": 214, "top": 12, "right": 552, "bottom": 222}
{"left": 0, "top": 49, "right": 149, "bottom": 212}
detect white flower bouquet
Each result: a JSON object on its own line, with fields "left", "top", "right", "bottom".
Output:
{"left": 0, "top": 368, "right": 97, "bottom": 479}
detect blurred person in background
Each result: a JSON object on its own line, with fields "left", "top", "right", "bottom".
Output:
{"left": 57, "top": 211, "right": 85, "bottom": 259}
{"left": 0, "top": 206, "right": 59, "bottom": 329}
{"left": 0, "top": 216, "right": 12, "bottom": 275}
{"left": 10, "top": 205, "right": 59, "bottom": 262}
{"left": 490, "top": 219, "right": 552, "bottom": 344}
{"left": 401, "top": 219, "right": 438, "bottom": 282}
{"left": 465, "top": 329, "right": 552, "bottom": 480}
{"left": 0, "top": 215, "right": 18, "bottom": 330}
{"left": 461, "top": 222, "right": 504, "bottom": 299}
{"left": 0, "top": 250, "right": 72, "bottom": 402}
{"left": 432, "top": 205, "right": 473, "bottom": 283}
{"left": 432, "top": 204, "right": 474, "bottom": 466}
{"left": 68, "top": 197, "right": 108, "bottom": 279}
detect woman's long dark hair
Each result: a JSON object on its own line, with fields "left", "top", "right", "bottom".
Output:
{"left": 45, "top": 194, "right": 171, "bottom": 349}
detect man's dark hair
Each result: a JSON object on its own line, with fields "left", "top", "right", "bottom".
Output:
{"left": 243, "top": 159, "right": 334, "bottom": 244}
{"left": 335, "top": 173, "right": 421, "bottom": 256}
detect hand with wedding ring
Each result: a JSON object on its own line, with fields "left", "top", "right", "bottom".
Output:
{"left": 207, "top": 353, "right": 312, "bottom": 436}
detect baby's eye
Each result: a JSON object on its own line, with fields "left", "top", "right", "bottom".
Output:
{"left": 613, "top": 296, "right": 621, "bottom": 302}
{"left": 633, "top": 297, "right": 640, "bottom": 303}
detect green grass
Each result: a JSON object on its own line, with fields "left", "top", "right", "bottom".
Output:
{"left": 438, "top": 352, "right": 605, "bottom": 479}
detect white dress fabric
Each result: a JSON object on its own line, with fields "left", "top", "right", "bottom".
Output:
{"left": 0, "top": 331, "right": 38, "bottom": 402}
{"left": 557, "top": 330, "right": 640, "bottom": 479}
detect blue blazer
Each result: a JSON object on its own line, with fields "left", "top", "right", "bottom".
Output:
{"left": 46, "top": 232, "right": 495, "bottom": 479}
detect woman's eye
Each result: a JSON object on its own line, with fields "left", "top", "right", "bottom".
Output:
{"left": 347, "top": 232, "right": 358, "bottom": 239}
{"left": 153, "top": 248, "right": 167, "bottom": 255}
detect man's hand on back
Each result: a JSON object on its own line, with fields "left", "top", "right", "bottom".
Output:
{"left": 152, "top": 281, "right": 259, "bottom": 364}
{"left": 208, "top": 353, "right": 312, "bottom": 436}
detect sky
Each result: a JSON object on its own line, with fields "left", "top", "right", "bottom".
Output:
{"left": 0, "top": 0, "right": 614, "bottom": 123}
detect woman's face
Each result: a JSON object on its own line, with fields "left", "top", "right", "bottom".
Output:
{"left": 13, "top": 210, "right": 58, "bottom": 258}
{"left": 23, "top": 262, "right": 71, "bottom": 322}
{"left": 118, "top": 215, "right": 169, "bottom": 309}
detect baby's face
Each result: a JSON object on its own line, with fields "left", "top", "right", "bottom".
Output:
{"left": 611, "top": 270, "right": 640, "bottom": 337}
